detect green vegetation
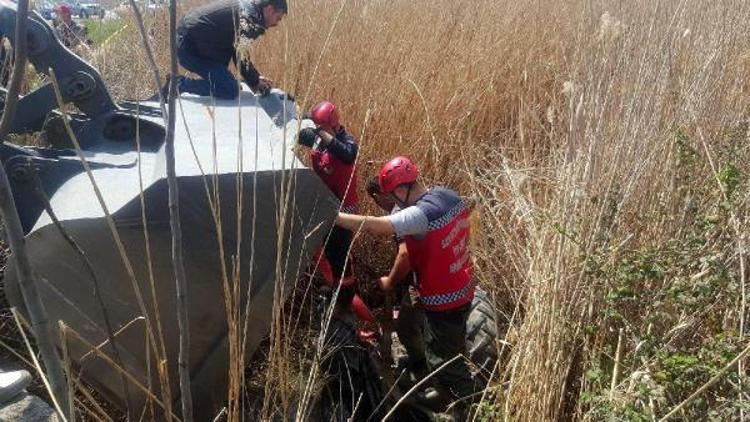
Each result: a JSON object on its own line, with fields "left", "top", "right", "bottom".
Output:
{"left": 60, "top": 0, "right": 750, "bottom": 418}
{"left": 576, "top": 127, "right": 749, "bottom": 420}
{"left": 81, "top": 18, "right": 126, "bottom": 47}
{"left": 2, "top": 0, "right": 749, "bottom": 419}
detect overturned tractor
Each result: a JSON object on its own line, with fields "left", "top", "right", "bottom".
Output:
{"left": 0, "top": 1, "right": 340, "bottom": 419}
{"left": 0, "top": 2, "right": 501, "bottom": 419}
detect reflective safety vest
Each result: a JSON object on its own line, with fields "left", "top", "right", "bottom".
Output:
{"left": 404, "top": 187, "right": 474, "bottom": 312}
{"left": 311, "top": 130, "right": 359, "bottom": 214}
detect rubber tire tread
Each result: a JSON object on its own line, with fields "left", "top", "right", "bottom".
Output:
{"left": 465, "top": 287, "right": 498, "bottom": 376}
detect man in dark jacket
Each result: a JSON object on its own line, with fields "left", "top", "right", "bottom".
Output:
{"left": 172, "top": 0, "right": 286, "bottom": 99}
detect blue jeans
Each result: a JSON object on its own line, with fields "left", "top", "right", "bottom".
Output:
{"left": 176, "top": 36, "right": 239, "bottom": 100}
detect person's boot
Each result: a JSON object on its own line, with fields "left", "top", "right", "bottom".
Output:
{"left": 397, "top": 357, "right": 429, "bottom": 387}
{"left": 406, "top": 357, "right": 428, "bottom": 373}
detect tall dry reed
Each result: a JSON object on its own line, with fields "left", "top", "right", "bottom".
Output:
{"left": 69, "top": 0, "right": 750, "bottom": 419}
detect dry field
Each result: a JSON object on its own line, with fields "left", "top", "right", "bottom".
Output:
{"left": 4, "top": 0, "right": 750, "bottom": 420}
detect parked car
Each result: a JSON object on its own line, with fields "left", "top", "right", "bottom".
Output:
{"left": 71, "top": 1, "right": 105, "bottom": 19}
{"left": 38, "top": 1, "right": 56, "bottom": 20}
{"left": 116, "top": 0, "right": 162, "bottom": 14}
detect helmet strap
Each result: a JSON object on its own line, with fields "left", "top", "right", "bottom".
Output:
{"left": 390, "top": 182, "right": 414, "bottom": 209}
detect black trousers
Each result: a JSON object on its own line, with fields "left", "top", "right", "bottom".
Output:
{"left": 324, "top": 226, "right": 355, "bottom": 306}
{"left": 423, "top": 303, "right": 477, "bottom": 400}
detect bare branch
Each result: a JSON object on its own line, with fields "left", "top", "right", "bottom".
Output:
{"left": 166, "top": 0, "right": 194, "bottom": 418}
{"left": 0, "top": 0, "right": 70, "bottom": 417}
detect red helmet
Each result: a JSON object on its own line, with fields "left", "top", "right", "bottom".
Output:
{"left": 310, "top": 101, "right": 340, "bottom": 132}
{"left": 56, "top": 3, "right": 72, "bottom": 15}
{"left": 379, "top": 156, "right": 419, "bottom": 194}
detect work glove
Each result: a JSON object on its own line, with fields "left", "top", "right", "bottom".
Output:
{"left": 298, "top": 127, "right": 317, "bottom": 148}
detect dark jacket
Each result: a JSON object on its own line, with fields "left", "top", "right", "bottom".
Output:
{"left": 179, "top": 0, "right": 266, "bottom": 86}
{"left": 53, "top": 19, "right": 91, "bottom": 48}
{"left": 310, "top": 127, "right": 359, "bottom": 211}
{"left": 319, "top": 127, "right": 358, "bottom": 165}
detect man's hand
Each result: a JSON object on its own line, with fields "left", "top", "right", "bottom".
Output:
{"left": 361, "top": 277, "right": 386, "bottom": 304}
{"left": 317, "top": 128, "right": 334, "bottom": 145}
{"left": 379, "top": 276, "right": 394, "bottom": 293}
{"left": 253, "top": 76, "right": 274, "bottom": 96}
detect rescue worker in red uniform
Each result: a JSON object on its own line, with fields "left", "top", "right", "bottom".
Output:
{"left": 366, "top": 177, "right": 427, "bottom": 375}
{"left": 336, "top": 156, "right": 476, "bottom": 405}
{"left": 298, "top": 101, "right": 359, "bottom": 308}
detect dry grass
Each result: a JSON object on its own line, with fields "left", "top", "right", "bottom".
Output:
{"left": 4, "top": 0, "right": 750, "bottom": 420}
{"left": 260, "top": 1, "right": 750, "bottom": 419}
{"left": 258, "top": 2, "right": 749, "bottom": 418}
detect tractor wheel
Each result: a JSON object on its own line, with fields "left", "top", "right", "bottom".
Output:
{"left": 466, "top": 286, "right": 500, "bottom": 377}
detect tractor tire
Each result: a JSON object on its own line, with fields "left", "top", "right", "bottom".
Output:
{"left": 465, "top": 286, "right": 500, "bottom": 377}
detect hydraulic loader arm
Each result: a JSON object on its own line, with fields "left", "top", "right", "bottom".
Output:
{"left": 0, "top": 0, "right": 117, "bottom": 134}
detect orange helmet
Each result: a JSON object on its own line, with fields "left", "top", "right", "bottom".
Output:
{"left": 379, "top": 156, "right": 419, "bottom": 194}
{"left": 310, "top": 101, "right": 340, "bottom": 132}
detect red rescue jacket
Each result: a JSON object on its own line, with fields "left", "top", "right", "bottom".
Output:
{"left": 310, "top": 127, "right": 359, "bottom": 213}
{"left": 404, "top": 188, "right": 474, "bottom": 312}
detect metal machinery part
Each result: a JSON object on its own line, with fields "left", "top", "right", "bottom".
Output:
{"left": 0, "top": 1, "right": 338, "bottom": 419}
